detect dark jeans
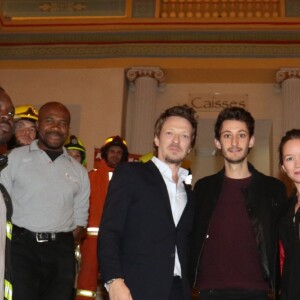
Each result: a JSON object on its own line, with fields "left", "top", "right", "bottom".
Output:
{"left": 11, "top": 227, "right": 75, "bottom": 300}
{"left": 168, "top": 276, "right": 184, "bottom": 300}
{"left": 198, "top": 289, "right": 268, "bottom": 300}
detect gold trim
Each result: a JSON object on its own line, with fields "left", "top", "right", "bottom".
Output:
{"left": 11, "top": 15, "right": 127, "bottom": 21}
{"left": 76, "top": 289, "right": 97, "bottom": 298}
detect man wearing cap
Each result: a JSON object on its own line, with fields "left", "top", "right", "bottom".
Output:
{"left": 65, "top": 135, "right": 87, "bottom": 167}
{"left": 76, "top": 135, "right": 128, "bottom": 300}
{"left": 64, "top": 134, "right": 88, "bottom": 298}
{"left": 7, "top": 105, "right": 38, "bottom": 149}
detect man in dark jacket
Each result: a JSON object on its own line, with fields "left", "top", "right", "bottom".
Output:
{"left": 98, "top": 105, "right": 198, "bottom": 300}
{"left": 189, "top": 107, "right": 287, "bottom": 300}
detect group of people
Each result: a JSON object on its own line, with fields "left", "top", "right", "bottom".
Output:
{"left": 0, "top": 87, "right": 130, "bottom": 300}
{"left": 0, "top": 84, "right": 299, "bottom": 300}
{"left": 97, "top": 106, "right": 299, "bottom": 300}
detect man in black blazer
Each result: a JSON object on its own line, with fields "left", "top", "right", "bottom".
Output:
{"left": 98, "top": 105, "right": 198, "bottom": 300}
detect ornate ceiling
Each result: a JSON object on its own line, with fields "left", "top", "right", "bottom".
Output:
{"left": 0, "top": 0, "right": 300, "bottom": 76}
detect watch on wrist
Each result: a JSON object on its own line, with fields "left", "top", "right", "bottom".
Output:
{"left": 105, "top": 278, "right": 123, "bottom": 292}
{"left": 106, "top": 278, "right": 117, "bottom": 285}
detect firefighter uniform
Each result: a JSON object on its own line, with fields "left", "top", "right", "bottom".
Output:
{"left": 75, "top": 159, "right": 114, "bottom": 299}
{"left": 76, "top": 136, "right": 128, "bottom": 299}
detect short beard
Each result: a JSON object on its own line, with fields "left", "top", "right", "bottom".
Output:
{"left": 165, "top": 155, "right": 184, "bottom": 166}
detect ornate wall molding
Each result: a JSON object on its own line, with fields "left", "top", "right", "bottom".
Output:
{"left": 160, "top": 0, "right": 282, "bottom": 18}
{"left": 1, "top": 29, "right": 300, "bottom": 60}
{"left": 1, "top": 1, "right": 300, "bottom": 62}
{"left": 276, "top": 68, "right": 300, "bottom": 85}
{"left": 2, "top": 0, "right": 300, "bottom": 19}
{"left": 1, "top": 43, "right": 300, "bottom": 61}
{"left": 126, "top": 67, "right": 165, "bottom": 89}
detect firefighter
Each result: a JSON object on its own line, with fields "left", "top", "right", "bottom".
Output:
{"left": 76, "top": 135, "right": 129, "bottom": 300}
{"left": 7, "top": 104, "right": 38, "bottom": 149}
{"left": 65, "top": 135, "right": 87, "bottom": 167}
{"left": 65, "top": 135, "right": 87, "bottom": 299}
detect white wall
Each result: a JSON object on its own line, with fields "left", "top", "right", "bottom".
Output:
{"left": 155, "top": 83, "right": 283, "bottom": 180}
{"left": 0, "top": 69, "right": 284, "bottom": 179}
{"left": 0, "top": 68, "right": 126, "bottom": 171}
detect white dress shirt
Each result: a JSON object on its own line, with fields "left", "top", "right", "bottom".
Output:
{"left": 151, "top": 156, "right": 188, "bottom": 277}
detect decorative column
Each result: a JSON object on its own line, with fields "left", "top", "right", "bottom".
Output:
{"left": 275, "top": 68, "right": 300, "bottom": 133}
{"left": 126, "top": 67, "right": 165, "bottom": 155}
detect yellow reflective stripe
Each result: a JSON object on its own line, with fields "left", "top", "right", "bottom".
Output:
{"left": 76, "top": 289, "right": 97, "bottom": 298}
{"left": 4, "top": 279, "right": 12, "bottom": 300}
{"left": 86, "top": 227, "right": 98, "bottom": 236}
{"left": 6, "top": 222, "right": 12, "bottom": 240}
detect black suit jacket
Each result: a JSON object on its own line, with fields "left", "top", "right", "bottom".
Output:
{"left": 98, "top": 161, "right": 194, "bottom": 300}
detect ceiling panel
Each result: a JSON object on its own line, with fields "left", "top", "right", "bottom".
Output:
{"left": 2, "top": 0, "right": 126, "bottom": 18}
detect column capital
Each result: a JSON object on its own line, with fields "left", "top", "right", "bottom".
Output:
{"left": 276, "top": 68, "right": 300, "bottom": 84}
{"left": 126, "top": 67, "right": 165, "bottom": 90}
{"left": 274, "top": 68, "right": 300, "bottom": 93}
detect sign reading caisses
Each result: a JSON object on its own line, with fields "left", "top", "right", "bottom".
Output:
{"left": 190, "top": 93, "right": 248, "bottom": 112}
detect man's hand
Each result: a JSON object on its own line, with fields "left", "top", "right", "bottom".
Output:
{"left": 72, "top": 226, "right": 84, "bottom": 244}
{"left": 108, "top": 279, "right": 133, "bottom": 300}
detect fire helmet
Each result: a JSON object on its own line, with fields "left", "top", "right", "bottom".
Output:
{"left": 14, "top": 105, "right": 38, "bottom": 122}
{"left": 100, "top": 135, "right": 128, "bottom": 163}
{"left": 65, "top": 135, "right": 86, "bottom": 166}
